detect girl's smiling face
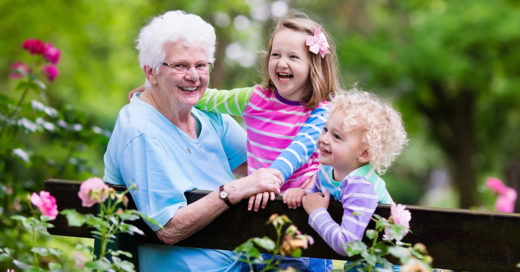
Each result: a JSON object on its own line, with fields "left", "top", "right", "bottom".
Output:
{"left": 268, "top": 28, "right": 311, "bottom": 102}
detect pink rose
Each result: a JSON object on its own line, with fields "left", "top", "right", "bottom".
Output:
{"left": 495, "top": 188, "right": 517, "bottom": 213}
{"left": 78, "top": 177, "right": 110, "bottom": 207}
{"left": 391, "top": 203, "right": 411, "bottom": 228}
{"left": 385, "top": 203, "right": 411, "bottom": 240}
{"left": 11, "top": 62, "right": 30, "bottom": 79}
{"left": 43, "top": 65, "right": 59, "bottom": 81}
{"left": 44, "top": 43, "right": 61, "bottom": 65}
{"left": 30, "top": 191, "right": 58, "bottom": 220}
{"left": 486, "top": 177, "right": 508, "bottom": 195}
{"left": 22, "top": 39, "right": 46, "bottom": 55}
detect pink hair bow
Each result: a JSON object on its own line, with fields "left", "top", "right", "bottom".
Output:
{"left": 305, "top": 27, "right": 330, "bottom": 58}
{"left": 306, "top": 27, "right": 330, "bottom": 58}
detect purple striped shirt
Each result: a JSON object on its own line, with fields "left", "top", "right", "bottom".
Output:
{"left": 308, "top": 174, "right": 379, "bottom": 256}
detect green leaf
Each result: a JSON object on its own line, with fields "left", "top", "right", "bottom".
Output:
{"left": 253, "top": 237, "right": 275, "bottom": 251}
{"left": 291, "top": 248, "right": 302, "bottom": 258}
{"left": 31, "top": 247, "right": 48, "bottom": 256}
{"left": 388, "top": 246, "right": 410, "bottom": 262}
{"left": 387, "top": 224, "right": 407, "bottom": 241}
{"left": 345, "top": 240, "right": 367, "bottom": 257}
{"left": 48, "top": 262, "right": 62, "bottom": 271}
{"left": 61, "top": 209, "right": 86, "bottom": 227}
{"left": 361, "top": 251, "right": 377, "bottom": 266}
{"left": 343, "top": 260, "right": 362, "bottom": 271}
{"left": 365, "top": 229, "right": 378, "bottom": 240}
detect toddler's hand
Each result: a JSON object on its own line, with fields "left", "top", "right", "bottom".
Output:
{"left": 282, "top": 188, "right": 306, "bottom": 209}
{"left": 248, "top": 192, "right": 275, "bottom": 212}
{"left": 302, "top": 190, "right": 330, "bottom": 215}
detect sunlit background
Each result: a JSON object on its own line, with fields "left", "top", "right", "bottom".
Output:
{"left": 1, "top": 0, "right": 519, "bottom": 212}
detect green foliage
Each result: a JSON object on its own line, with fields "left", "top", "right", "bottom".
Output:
{"left": 343, "top": 213, "right": 432, "bottom": 272}
{"left": 234, "top": 214, "right": 313, "bottom": 272}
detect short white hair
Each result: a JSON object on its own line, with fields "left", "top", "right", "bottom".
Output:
{"left": 136, "top": 10, "right": 216, "bottom": 87}
{"left": 331, "top": 88, "right": 408, "bottom": 175}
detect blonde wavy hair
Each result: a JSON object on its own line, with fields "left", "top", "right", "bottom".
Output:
{"left": 260, "top": 10, "right": 341, "bottom": 109}
{"left": 331, "top": 88, "right": 408, "bottom": 175}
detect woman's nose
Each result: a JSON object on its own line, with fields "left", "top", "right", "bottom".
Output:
{"left": 184, "top": 67, "right": 199, "bottom": 81}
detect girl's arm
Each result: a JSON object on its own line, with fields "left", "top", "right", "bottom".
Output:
{"left": 304, "top": 176, "right": 378, "bottom": 256}
{"left": 269, "top": 103, "right": 330, "bottom": 181}
{"left": 195, "top": 87, "right": 254, "bottom": 116}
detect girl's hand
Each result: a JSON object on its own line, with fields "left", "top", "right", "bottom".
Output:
{"left": 128, "top": 86, "right": 145, "bottom": 101}
{"left": 282, "top": 188, "right": 306, "bottom": 209}
{"left": 302, "top": 190, "right": 330, "bottom": 215}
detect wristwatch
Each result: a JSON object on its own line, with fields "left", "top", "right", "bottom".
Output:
{"left": 219, "top": 185, "right": 232, "bottom": 208}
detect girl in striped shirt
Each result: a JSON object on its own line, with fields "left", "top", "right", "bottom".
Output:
{"left": 196, "top": 11, "right": 341, "bottom": 212}
{"left": 284, "top": 89, "right": 408, "bottom": 256}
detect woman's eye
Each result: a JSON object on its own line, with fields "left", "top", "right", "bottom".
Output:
{"left": 174, "top": 64, "right": 187, "bottom": 69}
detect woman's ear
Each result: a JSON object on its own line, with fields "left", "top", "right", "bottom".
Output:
{"left": 358, "top": 149, "right": 370, "bottom": 164}
{"left": 143, "top": 65, "right": 157, "bottom": 85}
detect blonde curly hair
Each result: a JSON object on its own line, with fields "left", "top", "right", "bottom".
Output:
{"left": 330, "top": 88, "right": 408, "bottom": 175}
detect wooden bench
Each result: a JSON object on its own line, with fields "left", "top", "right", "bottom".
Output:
{"left": 45, "top": 179, "right": 520, "bottom": 272}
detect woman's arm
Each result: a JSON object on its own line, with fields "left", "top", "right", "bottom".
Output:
{"left": 156, "top": 168, "right": 282, "bottom": 245}
{"left": 270, "top": 103, "right": 330, "bottom": 181}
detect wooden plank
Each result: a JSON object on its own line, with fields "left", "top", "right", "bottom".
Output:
{"left": 45, "top": 179, "right": 520, "bottom": 272}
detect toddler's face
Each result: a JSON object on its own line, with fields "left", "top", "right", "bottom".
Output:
{"left": 317, "top": 111, "right": 368, "bottom": 181}
{"left": 268, "top": 28, "right": 311, "bottom": 102}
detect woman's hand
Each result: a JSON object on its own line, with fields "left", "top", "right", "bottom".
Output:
{"left": 282, "top": 188, "right": 306, "bottom": 209}
{"left": 302, "top": 190, "right": 330, "bottom": 215}
{"left": 227, "top": 168, "right": 282, "bottom": 208}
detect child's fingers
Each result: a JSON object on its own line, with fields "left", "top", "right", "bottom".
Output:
{"left": 253, "top": 193, "right": 263, "bottom": 212}
{"left": 247, "top": 195, "right": 255, "bottom": 211}
{"left": 323, "top": 190, "right": 330, "bottom": 201}
{"left": 270, "top": 192, "right": 275, "bottom": 201}
{"left": 261, "top": 192, "right": 270, "bottom": 209}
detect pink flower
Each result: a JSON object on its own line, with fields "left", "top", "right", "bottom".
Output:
{"left": 11, "top": 62, "right": 30, "bottom": 79}
{"left": 22, "top": 39, "right": 46, "bottom": 55}
{"left": 30, "top": 191, "right": 58, "bottom": 220}
{"left": 486, "top": 177, "right": 508, "bottom": 195}
{"left": 44, "top": 43, "right": 61, "bottom": 65}
{"left": 78, "top": 177, "right": 110, "bottom": 207}
{"left": 390, "top": 203, "right": 411, "bottom": 229}
{"left": 495, "top": 188, "right": 517, "bottom": 213}
{"left": 385, "top": 203, "right": 411, "bottom": 240}
{"left": 305, "top": 27, "right": 331, "bottom": 58}
{"left": 74, "top": 251, "right": 87, "bottom": 268}
{"left": 43, "top": 65, "right": 59, "bottom": 81}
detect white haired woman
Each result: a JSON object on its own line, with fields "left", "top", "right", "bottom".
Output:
{"left": 103, "top": 10, "right": 282, "bottom": 271}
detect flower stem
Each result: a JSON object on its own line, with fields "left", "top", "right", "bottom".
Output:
{"left": 7, "top": 85, "right": 30, "bottom": 119}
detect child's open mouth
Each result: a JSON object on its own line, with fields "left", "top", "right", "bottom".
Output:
{"left": 277, "top": 72, "right": 293, "bottom": 81}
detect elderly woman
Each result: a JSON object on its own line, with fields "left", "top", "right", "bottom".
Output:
{"left": 103, "top": 11, "right": 282, "bottom": 271}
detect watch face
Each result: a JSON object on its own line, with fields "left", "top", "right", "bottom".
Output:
{"left": 220, "top": 191, "right": 228, "bottom": 198}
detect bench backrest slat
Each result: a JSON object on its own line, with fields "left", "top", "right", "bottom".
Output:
{"left": 45, "top": 179, "right": 520, "bottom": 272}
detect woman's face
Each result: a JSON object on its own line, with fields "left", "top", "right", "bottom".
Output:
{"left": 155, "top": 41, "right": 210, "bottom": 109}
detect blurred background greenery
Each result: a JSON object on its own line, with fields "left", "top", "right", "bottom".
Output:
{"left": 1, "top": 0, "right": 519, "bottom": 220}
{"left": 1, "top": 0, "right": 519, "bottom": 270}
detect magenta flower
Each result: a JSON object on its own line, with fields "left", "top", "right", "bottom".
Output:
{"left": 486, "top": 177, "right": 508, "bottom": 195}
{"left": 11, "top": 62, "right": 30, "bottom": 79}
{"left": 78, "top": 177, "right": 110, "bottom": 207}
{"left": 495, "top": 188, "right": 517, "bottom": 213}
{"left": 43, "top": 65, "right": 59, "bottom": 81}
{"left": 30, "top": 191, "right": 58, "bottom": 220}
{"left": 44, "top": 43, "right": 61, "bottom": 65}
{"left": 22, "top": 38, "right": 46, "bottom": 55}
{"left": 486, "top": 177, "right": 517, "bottom": 213}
